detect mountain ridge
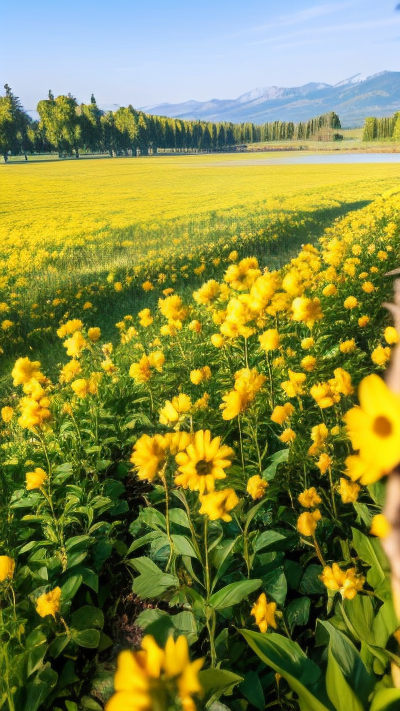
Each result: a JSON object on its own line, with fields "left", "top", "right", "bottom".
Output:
{"left": 143, "top": 71, "right": 400, "bottom": 127}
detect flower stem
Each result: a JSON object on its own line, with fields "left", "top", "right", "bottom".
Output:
{"left": 313, "top": 535, "right": 326, "bottom": 567}
{"left": 204, "top": 517, "right": 217, "bottom": 667}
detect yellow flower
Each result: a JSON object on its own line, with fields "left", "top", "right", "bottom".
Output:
{"left": 330, "top": 368, "right": 353, "bottom": 397}
{"left": 271, "top": 402, "right": 294, "bottom": 424}
{"left": 344, "top": 374, "right": 400, "bottom": 476}
{"left": 339, "top": 478, "right": 360, "bottom": 503}
{"left": 36, "top": 587, "right": 62, "bottom": 618}
{"left": 159, "top": 394, "right": 192, "bottom": 426}
{"left": 190, "top": 369, "right": 204, "bottom": 385}
{"left": 322, "top": 283, "right": 337, "bottom": 297}
{"left": 0, "top": 556, "right": 15, "bottom": 582}
{"left": 26, "top": 467, "right": 47, "bottom": 490}
{"left": 211, "top": 333, "right": 225, "bottom": 348}
{"left": 220, "top": 368, "right": 265, "bottom": 420}
{"left": 362, "top": 281, "right": 375, "bottom": 294}
{"left": 279, "top": 428, "right": 296, "bottom": 443}
{"left": 301, "top": 355, "right": 316, "bottom": 372}
{"left": 370, "top": 514, "right": 391, "bottom": 538}
{"left": 344, "top": 454, "right": 381, "bottom": 486}
{"left": 259, "top": 329, "right": 280, "bottom": 352}
{"left": 71, "top": 378, "right": 90, "bottom": 398}
{"left": 2, "top": 320, "right": 14, "bottom": 330}
{"left": 384, "top": 326, "right": 399, "bottom": 345}
{"left": 198, "top": 488, "right": 239, "bottom": 521}
{"left": 114, "top": 281, "right": 123, "bottom": 292}
{"left": 1, "top": 406, "right": 14, "bottom": 423}
{"left": 139, "top": 308, "right": 153, "bottom": 327}
{"left": 344, "top": 296, "right": 358, "bottom": 310}
{"left": 106, "top": 634, "right": 203, "bottom": 711}
{"left": 175, "top": 430, "right": 233, "bottom": 494}
{"left": 88, "top": 327, "right": 101, "bottom": 342}
{"left": 18, "top": 398, "right": 51, "bottom": 430}
{"left": 129, "top": 355, "right": 151, "bottom": 383}
{"left": 358, "top": 315, "right": 370, "bottom": 327}
{"left": 148, "top": 351, "right": 165, "bottom": 372}
{"left": 63, "top": 331, "right": 86, "bottom": 357}
{"left": 251, "top": 593, "right": 277, "bottom": 633}
{"left": 319, "top": 563, "right": 364, "bottom": 599}
{"left": 291, "top": 297, "right": 323, "bottom": 327}
{"left": 189, "top": 319, "right": 202, "bottom": 333}
{"left": 340, "top": 339, "right": 356, "bottom": 353}
{"left": 131, "top": 434, "right": 168, "bottom": 481}
{"left": 159, "top": 294, "right": 188, "bottom": 321}
{"left": 301, "top": 337, "right": 314, "bottom": 350}
{"left": 142, "top": 280, "right": 153, "bottom": 291}
{"left": 57, "top": 319, "right": 83, "bottom": 338}
{"left": 247, "top": 475, "right": 269, "bottom": 500}
{"left": 83, "top": 301, "right": 93, "bottom": 310}
{"left": 281, "top": 370, "right": 306, "bottom": 398}
{"left": 297, "top": 510, "right": 321, "bottom": 537}
{"left": 371, "top": 345, "right": 391, "bottom": 367}
{"left": 298, "top": 487, "right": 322, "bottom": 508}
{"left": 316, "top": 453, "right": 332, "bottom": 474}
{"left": 12, "top": 357, "right": 45, "bottom": 386}
{"left": 101, "top": 359, "right": 117, "bottom": 374}
{"left": 60, "top": 359, "right": 82, "bottom": 383}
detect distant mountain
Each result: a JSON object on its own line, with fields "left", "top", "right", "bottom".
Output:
{"left": 144, "top": 71, "right": 400, "bottom": 128}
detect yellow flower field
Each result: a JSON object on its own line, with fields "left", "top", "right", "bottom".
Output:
{"left": 1, "top": 153, "right": 400, "bottom": 710}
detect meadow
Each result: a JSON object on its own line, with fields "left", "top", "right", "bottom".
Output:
{"left": 1, "top": 153, "right": 400, "bottom": 711}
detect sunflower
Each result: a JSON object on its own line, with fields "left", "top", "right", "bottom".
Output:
{"left": 175, "top": 430, "right": 233, "bottom": 494}
{"left": 344, "top": 374, "right": 400, "bottom": 475}
{"left": 130, "top": 434, "right": 167, "bottom": 481}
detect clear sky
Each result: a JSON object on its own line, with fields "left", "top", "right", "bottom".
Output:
{"left": 1, "top": 0, "right": 399, "bottom": 112}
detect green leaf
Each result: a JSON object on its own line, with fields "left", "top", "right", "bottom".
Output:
{"left": 199, "top": 668, "right": 243, "bottom": 704}
{"left": 61, "top": 574, "right": 83, "bottom": 602}
{"left": 300, "top": 565, "right": 325, "bottom": 595}
{"left": 342, "top": 595, "right": 375, "bottom": 645}
{"left": 169, "top": 508, "right": 191, "bottom": 528}
{"left": 326, "top": 646, "right": 365, "bottom": 711}
{"left": 240, "top": 629, "right": 333, "bottom": 711}
{"left": 372, "top": 600, "right": 398, "bottom": 648}
{"left": 71, "top": 606, "right": 104, "bottom": 630}
{"left": 240, "top": 671, "right": 265, "bottom": 710}
{"left": 262, "top": 568, "right": 287, "bottom": 605}
{"left": 262, "top": 449, "right": 289, "bottom": 481}
{"left": 139, "top": 507, "right": 167, "bottom": 531}
{"left": 126, "top": 532, "right": 160, "bottom": 556}
{"left": 65, "top": 535, "right": 92, "bottom": 551}
{"left": 132, "top": 560, "right": 179, "bottom": 598}
{"left": 23, "top": 664, "right": 58, "bottom": 711}
{"left": 209, "top": 579, "right": 262, "bottom": 610}
{"left": 370, "top": 689, "right": 400, "bottom": 711}
{"left": 254, "top": 530, "right": 286, "bottom": 552}
{"left": 136, "top": 608, "right": 168, "bottom": 628}
{"left": 285, "top": 597, "right": 311, "bottom": 633}
{"left": 319, "top": 621, "right": 374, "bottom": 709}
{"left": 80, "top": 696, "right": 103, "bottom": 710}
{"left": 171, "top": 534, "right": 198, "bottom": 558}
{"left": 70, "top": 628, "right": 101, "bottom": 648}
{"left": 352, "top": 528, "right": 388, "bottom": 589}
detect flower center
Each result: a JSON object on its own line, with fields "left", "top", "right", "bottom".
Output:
{"left": 196, "top": 459, "right": 213, "bottom": 477}
{"left": 373, "top": 415, "right": 393, "bottom": 438}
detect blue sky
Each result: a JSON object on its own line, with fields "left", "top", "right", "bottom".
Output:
{"left": 1, "top": 0, "right": 399, "bottom": 112}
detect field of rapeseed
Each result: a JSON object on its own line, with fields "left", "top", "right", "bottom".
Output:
{"left": 1, "top": 171, "right": 400, "bottom": 711}
{"left": 0, "top": 158, "right": 399, "bottom": 363}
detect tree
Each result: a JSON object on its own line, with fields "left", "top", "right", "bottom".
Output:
{"left": 78, "top": 98, "right": 102, "bottom": 153}
{"left": 0, "top": 85, "right": 31, "bottom": 161}
{"left": 37, "top": 94, "right": 81, "bottom": 157}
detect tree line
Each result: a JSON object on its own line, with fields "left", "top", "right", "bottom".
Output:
{"left": 0, "top": 85, "right": 342, "bottom": 160}
{"left": 362, "top": 112, "right": 400, "bottom": 141}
